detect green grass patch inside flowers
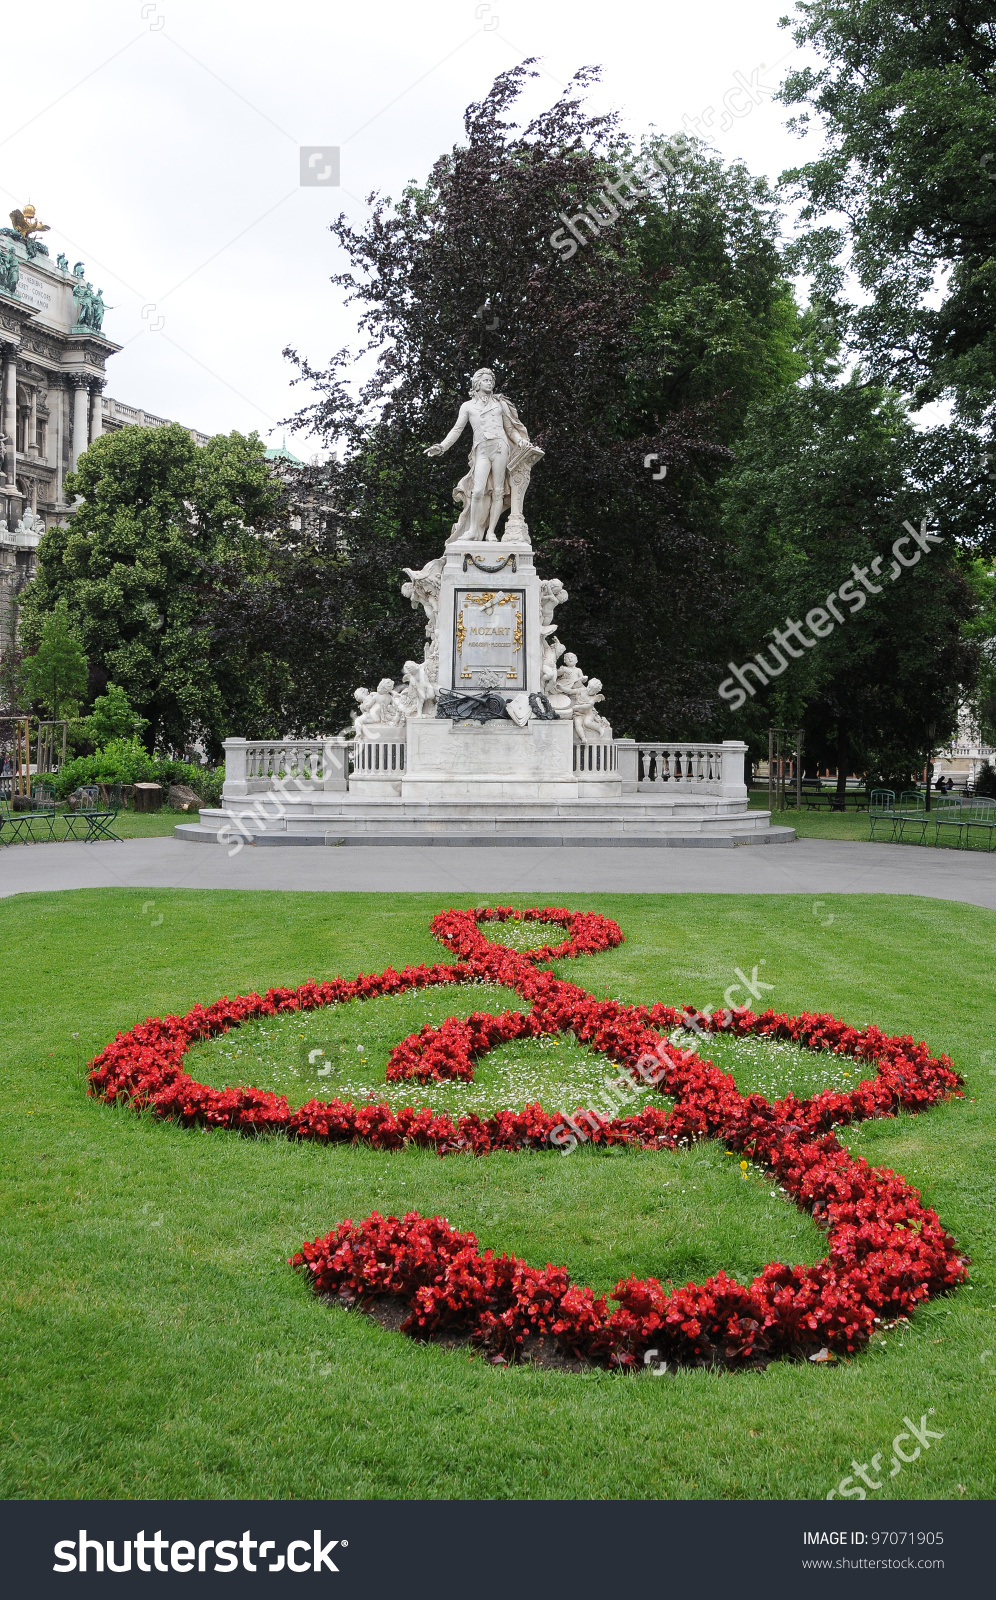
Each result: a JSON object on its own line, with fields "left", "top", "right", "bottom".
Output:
{"left": 187, "top": 977, "right": 881, "bottom": 1118}
{"left": 685, "top": 1029, "right": 861, "bottom": 1102}
{"left": 184, "top": 983, "right": 665, "bottom": 1119}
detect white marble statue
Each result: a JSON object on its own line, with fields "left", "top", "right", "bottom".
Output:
{"left": 352, "top": 679, "right": 405, "bottom": 739}
{"left": 571, "top": 677, "right": 612, "bottom": 743}
{"left": 555, "top": 651, "right": 587, "bottom": 696}
{"left": 401, "top": 556, "right": 444, "bottom": 635}
{"left": 16, "top": 507, "right": 45, "bottom": 537}
{"left": 539, "top": 577, "right": 568, "bottom": 627}
{"left": 401, "top": 658, "right": 437, "bottom": 718}
{"left": 547, "top": 650, "right": 586, "bottom": 714}
{"left": 424, "top": 367, "right": 544, "bottom": 544}
{"left": 540, "top": 625, "right": 565, "bottom": 697}
{"left": 350, "top": 686, "right": 376, "bottom": 737}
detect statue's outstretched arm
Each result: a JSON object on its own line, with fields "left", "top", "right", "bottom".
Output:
{"left": 425, "top": 402, "right": 470, "bottom": 457}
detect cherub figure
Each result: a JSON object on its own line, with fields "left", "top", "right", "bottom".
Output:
{"left": 350, "top": 686, "right": 375, "bottom": 736}
{"left": 352, "top": 678, "right": 404, "bottom": 739}
{"left": 571, "top": 677, "right": 612, "bottom": 743}
{"left": 401, "top": 556, "right": 444, "bottom": 632}
{"left": 540, "top": 625, "right": 565, "bottom": 697}
{"left": 401, "top": 658, "right": 437, "bottom": 718}
{"left": 555, "top": 651, "right": 587, "bottom": 697}
{"left": 539, "top": 577, "right": 568, "bottom": 627}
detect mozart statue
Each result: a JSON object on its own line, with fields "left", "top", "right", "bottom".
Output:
{"left": 425, "top": 367, "right": 544, "bottom": 544}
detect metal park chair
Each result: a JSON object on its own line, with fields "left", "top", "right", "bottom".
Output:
{"left": 0, "top": 796, "right": 58, "bottom": 844}
{"left": 62, "top": 785, "right": 122, "bottom": 843}
{"left": 31, "top": 781, "right": 58, "bottom": 811}
{"left": 894, "top": 789, "right": 928, "bottom": 845}
{"left": 868, "top": 789, "right": 897, "bottom": 841}
{"left": 963, "top": 797, "right": 996, "bottom": 852}
{"left": 933, "top": 795, "right": 966, "bottom": 849}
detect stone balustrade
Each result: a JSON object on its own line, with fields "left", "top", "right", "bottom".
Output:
{"left": 572, "top": 741, "right": 618, "bottom": 776}
{"left": 352, "top": 737, "right": 406, "bottom": 779}
{"left": 222, "top": 735, "right": 746, "bottom": 801}
{"left": 619, "top": 739, "right": 747, "bottom": 798}
{"left": 222, "top": 737, "right": 350, "bottom": 799}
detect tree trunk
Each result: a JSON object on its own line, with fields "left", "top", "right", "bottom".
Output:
{"left": 835, "top": 735, "right": 849, "bottom": 810}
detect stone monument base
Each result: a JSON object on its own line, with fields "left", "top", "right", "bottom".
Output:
{"left": 179, "top": 794, "right": 794, "bottom": 848}
{"left": 347, "top": 717, "right": 620, "bottom": 801}
{"left": 184, "top": 735, "right": 794, "bottom": 847}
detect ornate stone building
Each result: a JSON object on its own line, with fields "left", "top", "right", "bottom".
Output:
{"left": 0, "top": 206, "right": 207, "bottom": 653}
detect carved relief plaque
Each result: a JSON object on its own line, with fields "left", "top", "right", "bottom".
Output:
{"left": 452, "top": 588, "right": 525, "bottom": 690}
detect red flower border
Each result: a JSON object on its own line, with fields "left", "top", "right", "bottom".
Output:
{"left": 88, "top": 906, "right": 968, "bottom": 1369}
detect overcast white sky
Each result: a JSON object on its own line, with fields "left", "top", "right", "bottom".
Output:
{"left": 1, "top": 0, "right": 820, "bottom": 452}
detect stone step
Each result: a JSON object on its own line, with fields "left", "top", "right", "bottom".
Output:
{"left": 210, "top": 799, "right": 759, "bottom": 822}
{"left": 176, "top": 817, "right": 795, "bottom": 849}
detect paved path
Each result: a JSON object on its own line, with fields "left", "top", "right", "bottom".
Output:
{"left": 2, "top": 835, "right": 996, "bottom": 908}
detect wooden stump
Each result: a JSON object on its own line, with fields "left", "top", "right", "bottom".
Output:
{"left": 132, "top": 782, "right": 164, "bottom": 813}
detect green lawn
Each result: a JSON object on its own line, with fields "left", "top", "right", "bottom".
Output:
{"left": 1, "top": 889, "right": 992, "bottom": 1501}
{"left": 1, "top": 805, "right": 197, "bottom": 844}
{"left": 748, "top": 792, "right": 872, "bottom": 840}
{"left": 112, "top": 806, "right": 200, "bottom": 838}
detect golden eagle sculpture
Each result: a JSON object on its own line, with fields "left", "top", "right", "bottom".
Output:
{"left": 9, "top": 205, "right": 50, "bottom": 240}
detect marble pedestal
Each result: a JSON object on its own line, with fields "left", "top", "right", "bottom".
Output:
{"left": 400, "top": 716, "right": 619, "bottom": 800}
{"left": 347, "top": 717, "right": 622, "bottom": 801}
{"left": 437, "top": 531, "right": 541, "bottom": 697}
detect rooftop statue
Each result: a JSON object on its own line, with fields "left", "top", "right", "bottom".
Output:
{"left": 0, "top": 246, "right": 18, "bottom": 297}
{"left": 9, "top": 205, "right": 50, "bottom": 241}
{"left": 71, "top": 277, "right": 106, "bottom": 333}
{"left": 425, "top": 367, "right": 544, "bottom": 545}
{"left": 3, "top": 204, "right": 51, "bottom": 258}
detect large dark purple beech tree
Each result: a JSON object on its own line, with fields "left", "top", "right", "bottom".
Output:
{"left": 206, "top": 62, "right": 804, "bottom": 738}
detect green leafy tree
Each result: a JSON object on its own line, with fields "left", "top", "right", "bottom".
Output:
{"left": 19, "top": 424, "right": 284, "bottom": 752}
{"left": 81, "top": 682, "right": 147, "bottom": 745}
{"left": 779, "top": 1, "right": 996, "bottom": 441}
{"left": 720, "top": 376, "right": 978, "bottom": 790}
{"left": 21, "top": 604, "right": 89, "bottom": 720}
{"left": 963, "top": 557, "right": 996, "bottom": 743}
{"left": 238, "top": 64, "right": 809, "bottom": 736}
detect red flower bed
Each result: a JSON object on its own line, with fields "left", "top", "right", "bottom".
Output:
{"left": 88, "top": 905, "right": 968, "bottom": 1369}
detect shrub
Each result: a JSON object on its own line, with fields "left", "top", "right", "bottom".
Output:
{"left": 54, "top": 737, "right": 223, "bottom": 805}
{"left": 80, "top": 683, "right": 147, "bottom": 746}
{"left": 973, "top": 760, "right": 996, "bottom": 799}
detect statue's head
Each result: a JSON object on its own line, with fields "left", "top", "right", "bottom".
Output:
{"left": 470, "top": 368, "right": 495, "bottom": 397}
{"left": 564, "top": 652, "right": 577, "bottom": 667}
{"left": 376, "top": 678, "right": 394, "bottom": 694}
{"left": 354, "top": 687, "right": 368, "bottom": 702}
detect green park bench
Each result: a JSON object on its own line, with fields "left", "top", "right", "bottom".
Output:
{"left": 803, "top": 781, "right": 869, "bottom": 812}
{"left": 62, "top": 785, "right": 123, "bottom": 843}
